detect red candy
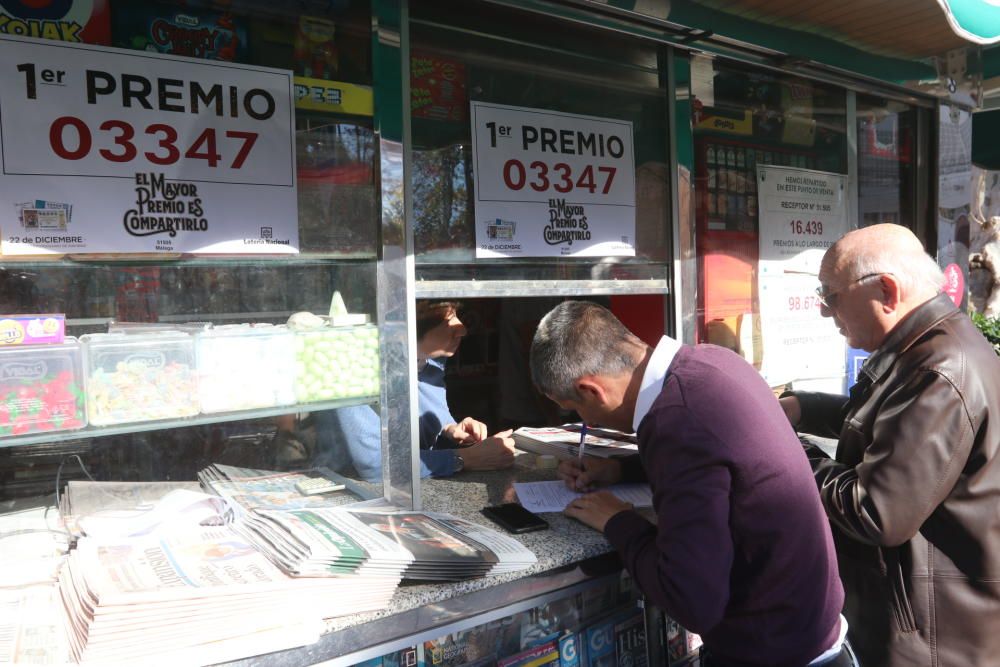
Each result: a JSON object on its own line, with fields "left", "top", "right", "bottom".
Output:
{"left": 0, "top": 368, "right": 86, "bottom": 437}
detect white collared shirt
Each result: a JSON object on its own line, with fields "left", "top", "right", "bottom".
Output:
{"left": 632, "top": 335, "right": 683, "bottom": 432}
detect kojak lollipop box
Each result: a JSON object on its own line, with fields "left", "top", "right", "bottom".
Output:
{"left": 0, "top": 337, "right": 87, "bottom": 437}
{"left": 0, "top": 314, "right": 66, "bottom": 346}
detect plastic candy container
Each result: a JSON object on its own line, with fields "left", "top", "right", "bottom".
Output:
{"left": 82, "top": 332, "right": 199, "bottom": 426}
{"left": 0, "top": 338, "right": 86, "bottom": 436}
{"left": 293, "top": 324, "right": 379, "bottom": 402}
{"left": 195, "top": 325, "right": 295, "bottom": 413}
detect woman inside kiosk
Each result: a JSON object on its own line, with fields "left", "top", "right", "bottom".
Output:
{"left": 313, "top": 300, "right": 516, "bottom": 482}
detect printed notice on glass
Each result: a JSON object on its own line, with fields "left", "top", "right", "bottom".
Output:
{"left": 756, "top": 165, "right": 848, "bottom": 385}
{"left": 470, "top": 101, "right": 636, "bottom": 258}
{"left": 0, "top": 34, "right": 297, "bottom": 255}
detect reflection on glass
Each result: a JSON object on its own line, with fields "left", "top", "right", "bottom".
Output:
{"left": 857, "top": 96, "right": 922, "bottom": 229}
{"left": 0, "top": 0, "right": 383, "bottom": 504}
{"left": 297, "top": 119, "right": 377, "bottom": 256}
{"left": 409, "top": 0, "right": 671, "bottom": 283}
{"left": 691, "top": 61, "right": 847, "bottom": 353}
{"left": 412, "top": 144, "right": 473, "bottom": 260}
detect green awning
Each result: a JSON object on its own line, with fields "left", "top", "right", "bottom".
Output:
{"left": 938, "top": 0, "right": 1000, "bottom": 45}
{"left": 973, "top": 109, "right": 1000, "bottom": 169}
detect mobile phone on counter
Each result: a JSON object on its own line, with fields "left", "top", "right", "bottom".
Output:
{"left": 481, "top": 503, "right": 549, "bottom": 534}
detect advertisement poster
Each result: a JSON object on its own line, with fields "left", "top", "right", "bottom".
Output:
{"left": 470, "top": 101, "right": 636, "bottom": 258}
{"left": 0, "top": 34, "right": 297, "bottom": 255}
{"left": 0, "top": 0, "right": 109, "bottom": 45}
{"left": 756, "top": 165, "right": 848, "bottom": 385}
{"left": 411, "top": 51, "right": 466, "bottom": 122}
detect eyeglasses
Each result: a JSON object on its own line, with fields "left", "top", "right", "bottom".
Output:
{"left": 815, "top": 273, "right": 885, "bottom": 308}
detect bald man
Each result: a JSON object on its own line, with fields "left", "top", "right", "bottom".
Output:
{"left": 780, "top": 224, "right": 1000, "bottom": 666}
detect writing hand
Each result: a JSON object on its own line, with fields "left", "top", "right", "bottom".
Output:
{"left": 564, "top": 491, "right": 633, "bottom": 532}
{"left": 556, "top": 457, "right": 622, "bottom": 491}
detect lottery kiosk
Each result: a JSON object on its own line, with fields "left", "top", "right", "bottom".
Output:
{"left": 0, "top": 1, "right": 968, "bottom": 665}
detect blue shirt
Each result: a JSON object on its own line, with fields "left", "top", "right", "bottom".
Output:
{"left": 312, "top": 357, "right": 460, "bottom": 482}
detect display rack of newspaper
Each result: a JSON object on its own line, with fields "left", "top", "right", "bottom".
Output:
{"left": 50, "top": 465, "right": 537, "bottom": 664}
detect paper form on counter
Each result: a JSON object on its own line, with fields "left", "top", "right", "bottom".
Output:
{"left": 512, "top": 480, "right": 653, "bottom": 513}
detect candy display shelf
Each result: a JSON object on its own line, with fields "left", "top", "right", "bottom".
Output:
{"left": 0, "top": 395, "right": 376, "bottom": 449}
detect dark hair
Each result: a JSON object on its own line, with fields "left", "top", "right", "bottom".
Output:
{"left": 416, "top": 300, "right": 460, "bottom": 339}
{"left": 530, "top": 301, "right": 644, "bottom": 401}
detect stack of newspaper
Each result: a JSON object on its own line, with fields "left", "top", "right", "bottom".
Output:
{"left": 240, "top": 508, "right": 537, "bottom": 581}
{"left": 199, "top": 464, "right": 537, "bottom": 582}
{"left": 198, "top": 463, "right": 378, "bottom": 515}
{"left": 57, "top": 525, "right": 401, "bottom": 666}
{"left": 512, "top": 424, "right": 638, "bottom": 460}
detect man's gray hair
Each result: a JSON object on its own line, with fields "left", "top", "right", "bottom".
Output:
{"left": 843, "top": 236, "right": 945, "bottom": 298}
{"left": 530, "top": 301, "right": 644, "bottom": 401}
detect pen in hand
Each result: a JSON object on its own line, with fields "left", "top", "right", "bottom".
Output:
{"left": 577, "top": 423, "right": 588, "bottom": 468}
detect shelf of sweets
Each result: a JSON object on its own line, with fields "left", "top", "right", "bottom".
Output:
{"left": 1, "top": 322, "right": 381, "bottom": 448}
{"left": 0, "top": 395, "right": 378, "bottom": 449}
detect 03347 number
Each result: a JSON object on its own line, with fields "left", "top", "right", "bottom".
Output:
{"left": 502, "top": 159, "right": 616, "bottom": 195}
{"left": 48, "top": 116, "right": 258, "bottom": 169}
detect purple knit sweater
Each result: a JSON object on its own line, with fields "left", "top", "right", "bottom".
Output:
{"left": 604, "top": 344, "right": 843, "bottom": 666}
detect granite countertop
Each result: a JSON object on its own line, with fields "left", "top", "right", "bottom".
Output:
{"left": 323, "top": 457, "right": 617, "bottom": 633}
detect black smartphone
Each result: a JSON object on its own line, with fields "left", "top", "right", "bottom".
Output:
{"left": 481, "top": 503, "right": 549, "bottom": 534}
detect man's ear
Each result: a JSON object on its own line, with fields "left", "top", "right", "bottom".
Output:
{"left": 878, "top": 273, "right": 903, "bottom": 312}
{"left": 574, "top": 376, "right": 608, "bottom": 405}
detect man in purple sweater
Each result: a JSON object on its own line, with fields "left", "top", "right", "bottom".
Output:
{"left": 529, "top": 301, "right": 851, "bottom": 667}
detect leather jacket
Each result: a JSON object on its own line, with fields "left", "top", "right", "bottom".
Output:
{"left": 791, "top": 294, "right": 1000, "bottom": 667}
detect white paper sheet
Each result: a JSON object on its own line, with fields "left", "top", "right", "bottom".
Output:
{"left": 512, "top": 481, "right": 653, "bottom": 513}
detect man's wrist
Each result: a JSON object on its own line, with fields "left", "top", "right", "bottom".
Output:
{"left": 453, "top": 453, "right": 465, "bottom": 474}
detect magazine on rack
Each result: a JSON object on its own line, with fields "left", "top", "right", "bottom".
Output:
{"left": 56, "top": 525, "right": 400, "bottom": 666}
{"left": 512, "top": 424, "right": 638, "bottom": 461}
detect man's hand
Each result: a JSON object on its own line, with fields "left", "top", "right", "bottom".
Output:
{"left": 557, "top": 457, "right": 622, "bottom": 492}
{"left": 459, "top": 430, "right": 515, "bottom": 470}
{"left": 564, "top": 491, "right": 632, "bottom": 532}
{"left": 443, "top": 417, "right": 488, "bottom": 444}
{"left": 778, "top": 395, "right": 802, "bottom": 429}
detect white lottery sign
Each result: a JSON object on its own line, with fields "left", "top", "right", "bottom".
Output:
{"left": 470, "top": 101, "right": 636, "bottom": 258}
{"left": 756, "top": 165, "right": 848, "bottom": 385}
{"left": 0, "top": 35, "right": 297, "bottom": 255}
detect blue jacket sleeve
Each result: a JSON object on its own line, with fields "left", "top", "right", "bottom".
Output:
{"left": 314, "top": 406, "right": 456, "bottom": 482}
{"left": 420, "top": 449, "right": 460, "bottom": 477}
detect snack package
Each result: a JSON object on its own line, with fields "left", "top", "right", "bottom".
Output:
{"left": 293, "top": 15, "right": 338, "bottom": 79}
{"left": 0, "top": 0, "right": 110, "bottom": 44}
{"left": 112, "top": 1, "right": 247, "bottom": 61}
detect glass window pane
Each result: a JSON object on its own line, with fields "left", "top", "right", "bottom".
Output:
{"left": 0, "top": 0, "right": 382, "bottom": 500}
{"left": 856, "top": 95, "right": 926, "bottom": 229}
{"left": 410, "top": 1, "right": 672, "bottom": 285}
{"left": 691, "top": 61, "right": 847, "bottom": 360}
